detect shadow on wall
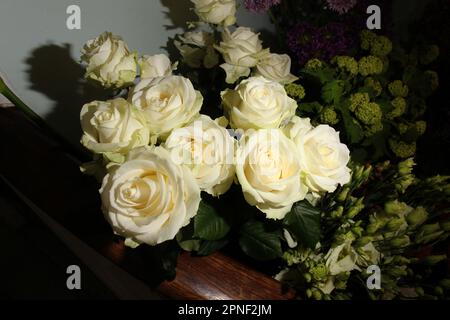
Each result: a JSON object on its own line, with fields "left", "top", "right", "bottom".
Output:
{"left": 25, "top": 0, "right": 196, "bottom": 145}
{"left": 24, "top": 44, "right": 108, "bottom": 145}
{"left": 159, "top": 0, "right": 196, "bottom": 62}
{"left": 160, "top": 0, "right": 196, "bottom": 30}
{"left": 158, "top": 0, "right": 278, "bottom": 63}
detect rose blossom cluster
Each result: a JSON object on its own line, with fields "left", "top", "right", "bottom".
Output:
{"left": 174, "top": 1, "right": 297, "bottom": 84}
{"left": 79, "top": 0, "right": 351, "bottom": 248}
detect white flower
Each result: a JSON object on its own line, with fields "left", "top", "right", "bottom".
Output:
{"left": 100, "top": 146, "right": 201, "bottom": 246}
{"left": 285, "top": 117, "right": 351, "bottom": 194}
{"left": 174, "top": 31, "right": 219, "bottom": 69}
{"left": 235, "top": 129, "right": 307, "bottom": 219}
{"left": 356, "top": 242, "right": 381, "bottom": 267}
{"left": 325, "top": 241, "right": 360, "bottom": 275}
{"left": 282, "top": 116, "right": 313, "bottom": 144}
{"left": 283, "top": 229, "right": 298, "bottom": 248}
{"left": 253, "top": 53, "right": 298, "bottom": 84}
{"left": 128, "top": 75, "right": 203, "bottom": 139}
{"left": 316, "top": 276, "right": 336, "bottom": 295}
{"left": 191, "top": 0, "right": 236, "bottom": 26}
{"left": 165, "top": 115, "right": 236, "bottom": 196}
{"left": 178, "top": 31, "right": 212, "bottom": 47}
{"left": 80, "top": 98, "right": 150, "bottom": 163}
{"left": 138, "top": 54, "right": 177, "bottom": 79}
{"left": 216, "top": 27, "right": 269, "bottom": 83}
{"left": 81, "top": 32, "right": 137, "bottom": 89}
{"left": 221, "top": 76, "right": 297, "bottom": 130}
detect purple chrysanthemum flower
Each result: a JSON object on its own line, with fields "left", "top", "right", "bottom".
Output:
{"left": 244, "top": 0, "right": 281, "bottom": 13}
{"left": 287, "top": 22, "right": 355, "bottom": 65}
{"left": 326, "top": 0, "right": 358, "bottom": 15}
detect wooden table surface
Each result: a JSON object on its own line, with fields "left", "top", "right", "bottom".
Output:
{"left": 0, "top": 107, "right": 294, "bottom": 300}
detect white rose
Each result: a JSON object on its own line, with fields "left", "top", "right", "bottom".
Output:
{"left": 81, "top": 32, "right": 137, "bottom": 89}
{"left": 100, "top": 146, "right": 201, "bottom": 246}
{"left": 80, "top": 98, "right": 150, "bottom": 163}
{"left": 286, "top": 119, "right": 351, "bottom": 194}
{"left": 216, "top": 27, "right": 269, "bottom": 83}
{"left": 191, "top": 0, "right": 236, "bottom": 26}
{"left": 253, "top": 53, "right": 298, "bottom": 84}
{"left": 129, "top": 75, "right": 203, "bottom": 139}
{"left": 282, "top": 116, "right": 313, "bottom": 144}
{"left": 325, "top": 241, "right": 360, "bottom": 275}
{"left": 221, "top": 76, "right": 297, "bottom": 130}
{"left": 138, "top": 54, "right": 177, "bottom": 79}
{"left": 175, "top": 31, "right": 219, "bottom": 69}
{"left": 165, "top": 115, "right": 236, "bottom": 196}
{"left": 235, "top": 129, "right": 307, "bottom": 219}
{"left": 178, "top": 31, "right": 212, "bottom": 47}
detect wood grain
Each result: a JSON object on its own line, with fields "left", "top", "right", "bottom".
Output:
{"left": 0, "top": 107, "right": 293, "bottom": 300}
{"left": 159, "top": 251, "right": 294, "bottom": 300}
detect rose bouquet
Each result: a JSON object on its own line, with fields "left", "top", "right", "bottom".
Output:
{"left": 76, "top": 0, "right": 363, "bottom": 288}
{"left": 78, "top": 28, "right": 351, "bottom": 246}
{"left": 72, "top": 0, "right": 449, "bottom": 301}
{"left": 2, "top": 0, "right": 447, "bottom": 300}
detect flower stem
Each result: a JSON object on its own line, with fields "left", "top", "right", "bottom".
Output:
{"left": 0, "top": 77, "right": 88, "bottom": 162}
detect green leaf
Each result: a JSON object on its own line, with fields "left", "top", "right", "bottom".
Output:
{"left": 176, "top": 223, "right": 201, "bottom": 252}
{"left": 298, "top": 102, "right": 323, "bottom": 114}
{"left": 358, "top": 86, "right": 375, "bottom": 98}
{"left": 321, "top": 80, "right": 345, "bottom": 104}
{"left": 194, "top": 200, "right": 230, "bottom": 241}
{"left": 301, "top": 67, "right": 335, "bottom": 84}
{"left": 283, "top": 201, "right": 320, "bottom": 249}
{"left": 239, "top": 221, "right": 282, "bottom": 261}
{"left": 338, "top": 102, "right": 364, "bottom": 144}
{"left": 197, "top": 239, "right": 229, "bottom": 256}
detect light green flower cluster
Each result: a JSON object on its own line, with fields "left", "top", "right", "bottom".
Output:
{"left": 397, "top": 120, "right": 427, "bottom": 138}
{"left": 364, "top": 77, "right": 383, "bottom": 97}
{"left": 279, "top": 160, "right": 449, "bottom": 299}
{"left": 309, "top": 263, "right": 328, "bottom": 281}
{"left": 389, "top": 139, "right": 416, "bottom": 159}
{"left": 320, "top": 106, "right": 339, "bottom": 125}
{"left": 371, "top": 36, "right": 393, "bottom": 57}
{"left": 365, "top": 122, "right": 384, "bottom": 137}
{"left": 365, "top": 200, "right": 409, "bottom": 237}
{"left": 281, "top": 242, "right": 359, "bottom": 300}
{"left": 361, "top": 193, "right": 445, "bottom": 299}
{"left": 354, "top": 102, "right": 382, "bottom": 125}
{"left": 360, "top": 30, "right": 376, "bottom": 51}
{"left": 386, "top": 97, "right": 407, "bottom": 120}
{"left": 305, "top": 58, "right": 324, "bottom": 71}
{"left": 349, "top": 92, "right": 370, "bottom": 112}
{"left": 333, "top": 56, "right": 358, "bottom": 76}
{"left": 358, "top": 56, "right": 384, "bottom": 76}
{"left": 348, "top": 92, "right": 383, "bottom": 136}
{"left": 281, "top": 249, "right": 332, "bottom": 299}
{"left": 394, "top": 157, "right": 416, "bottom": 192}
{"left": 360, "top": 30, "right": 392, "bottom": 57}
{"left": 388, "top": 80, "right": 409, "bottom": 98}
{"left": 416, "top": 222, "right": 448, "bottom": 244}
{"left": 285, "top": 83, "right": 306, "bottom": 100}
{"left": 282, "top": 248, "right": 304, "bottom": 267}
{"left": 424, "top": 175, "right": 450, "bottom": 198}
{"left": 420, "top": 45, "right": 440, "bottom": 65}
{"left": 415, "top": 120, "right": 427, "bottom": 136}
